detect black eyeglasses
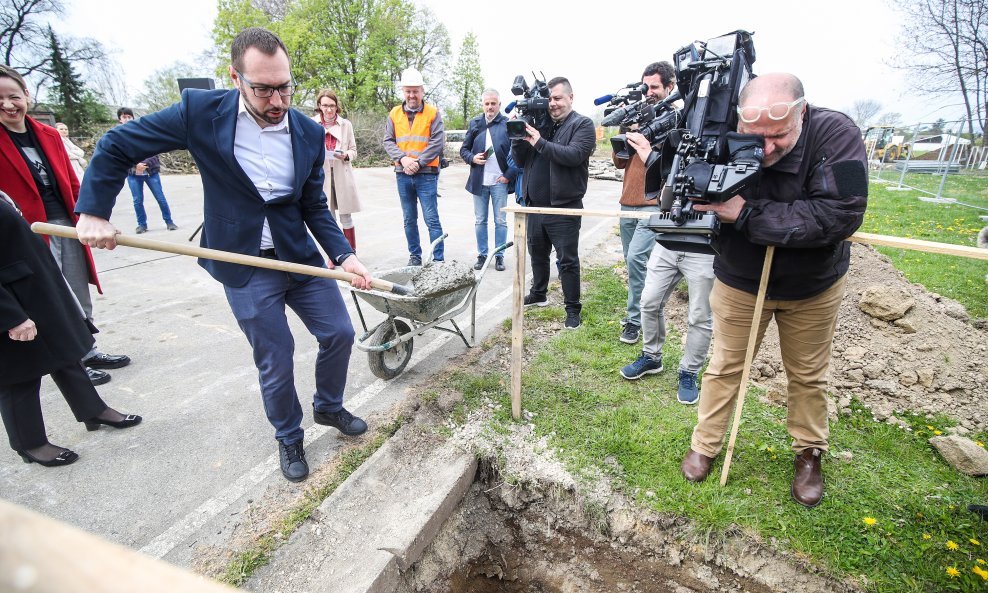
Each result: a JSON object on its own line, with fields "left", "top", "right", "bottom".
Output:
{"left": 236, "top": 70, "right": 296, "bottom": 98}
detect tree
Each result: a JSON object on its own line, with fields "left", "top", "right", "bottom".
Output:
{"left": 894, "top": 0, "right": 987, "bottom": 146}
{"left": 876, "top": 112, "right": 903, "bottom": 127}
{"left": 45, "top": 26, "right": 109, "bottom": 134}
{"left": 135, "top": 61, "right": 215, "bottom": 112}
{"left": 210, "top": 0, "right": 451, "bottom": 111}
{"left": 448, "top": 31, "right": 484, "bottom": 129}
{"left": 849, "top": 99, "right": 882, "bottom": 128}
{"left": 1, "top": 0, "right": 115, "bottom": 96}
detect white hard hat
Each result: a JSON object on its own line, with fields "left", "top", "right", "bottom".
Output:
{"left": 399, "top": 68, "right": 425, "bottom": 88}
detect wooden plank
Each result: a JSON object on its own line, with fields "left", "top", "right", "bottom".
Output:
{"left": 0, "top": 499, "right": 238, "bottom": 593}
{"left": 511, "top": 213, "right": 528, "bottom": 421}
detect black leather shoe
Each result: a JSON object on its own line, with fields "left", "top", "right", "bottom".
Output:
{"left": 84, "top": 413, "right": 142, "bottom": 431}
{"left": 279, "top": 441, "right": 308, "bottom": 482}
{"left": 86, "top": 367, "right": 110, "bottom": 385}
{"left": 473, "top": 255, "right": 486, "bottom": 270}
{"left": 18, "top": 447, "right": 79, "bottom": 467}
{"left": 313, "top": 406, "right": 368, "bottom": 436}
{"left": 494, "top": 257, "right": 505, "bottom": 271}
{"left": 83, "top": 352, "right": 131, "bottom": 370}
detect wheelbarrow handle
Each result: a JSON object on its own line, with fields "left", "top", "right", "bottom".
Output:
{"left": 31, "top": 222, "right": 414, "bottom": 296}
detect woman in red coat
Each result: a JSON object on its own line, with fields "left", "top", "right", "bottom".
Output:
{"left": 0, "top": 65, "right": 130, "bottom": 386}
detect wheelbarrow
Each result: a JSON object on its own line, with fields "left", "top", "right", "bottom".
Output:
{"left": 350, "top": 237, "right": 513, "bottom": 380}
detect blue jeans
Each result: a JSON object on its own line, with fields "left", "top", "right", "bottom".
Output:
{"left": 619, "top": 204, "right": 660, "bottom": 327}
{"left": 128, "top": 173, "right": 174, "bottom": 228}
{"left": 223, "top": 269, "right": 355, "bottom": 445}
{"left": 472, "top": 183, "right": 508, "bottom": 257}
{"left": 396, "top": 173, "right": 443, "bottom": 260}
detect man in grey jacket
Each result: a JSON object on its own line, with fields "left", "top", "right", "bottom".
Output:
{"left": 511, "top": 77, "right": 596, "bottom": 329}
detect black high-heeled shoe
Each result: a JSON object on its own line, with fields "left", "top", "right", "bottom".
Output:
{"left": 18, "top": 448, "right": 79, "bottom": 467}
{"left": 84, "top": 414, "right": 142, "bottom": 431}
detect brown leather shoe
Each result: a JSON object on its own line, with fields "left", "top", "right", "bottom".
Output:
{"left": 681, "top": 449, "right": 715, "bottom": 482}
{"left": 791, "top": 448, "right": 824, "bottom": 508}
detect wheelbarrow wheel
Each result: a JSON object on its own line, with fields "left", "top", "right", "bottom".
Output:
{"left": 367, "top": 320, "right": 413, "bottom": 380}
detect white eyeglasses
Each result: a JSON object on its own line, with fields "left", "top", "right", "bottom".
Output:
{"left": 737, "top": 97, "right": 805, "bottom": 123}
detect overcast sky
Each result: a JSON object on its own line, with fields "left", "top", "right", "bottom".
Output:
{"left": 54, "top": 0, "right": 971, "bottom": 130}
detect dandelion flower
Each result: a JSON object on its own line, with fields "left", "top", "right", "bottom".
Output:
{"left": 927, "top": 425, "right": 935, "bottom": 430}
{"left": 923, "top": 533, "right": 932, "bottom": 540}
{"left": 978, "top": 441, "right": 985, "bottom": 448}
{"left": 974, "top": 566, "right": 988, "bottom": 581}
{"left": 946, "top": 566, "right": 960, "bottom": 577}
{"left": 933, "top": 430, "right": 943, "bottom": 436}
{"left": 863, "top": 517, "right": 877, "bottom": 526}
{"left": 979, "top": 559, "right": 986, "bottom": 565}
{"left": 972, "top": 538, "right": 981, "bottom": 546}
{"left": 947, "top": 540, "right": 960, "bottom": 551}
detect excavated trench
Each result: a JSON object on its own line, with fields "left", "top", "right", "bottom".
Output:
{"left": 393, "top": 460, "right": 856, "bottom": 593}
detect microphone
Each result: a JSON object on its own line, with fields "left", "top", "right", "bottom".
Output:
{"left": 504, "top": 101, "right": 517, "bottom": 113}
{"left": 658, "top": 89, "right": 681, "bottom": 106}
{"left": 593, "top": 94, "right": 614, "bottom": 106}
{"left": 601, "top": 105, "right": 631, "bottom": 127}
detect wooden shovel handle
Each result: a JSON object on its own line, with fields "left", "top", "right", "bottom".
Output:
{"left": 30, "top": 222, "right": 411, "bottom": 296}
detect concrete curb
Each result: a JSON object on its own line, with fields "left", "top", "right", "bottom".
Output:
{"left": 246, "top": 426, "right": 477, "bottom": 593}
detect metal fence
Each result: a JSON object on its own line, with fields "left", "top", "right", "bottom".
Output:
{"left": 867, "top": 118, "right": 988, "bottom": 204}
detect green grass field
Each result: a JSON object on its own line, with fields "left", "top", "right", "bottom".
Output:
{"left": 451, "top": 266, "right": 988, "bottom": 592}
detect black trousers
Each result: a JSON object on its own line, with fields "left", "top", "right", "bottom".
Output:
{"left": 527, "top": 212, "right": 582, "bottom": 314}
{"left": 0, "top": 362, "right": 106, "bottom": 451}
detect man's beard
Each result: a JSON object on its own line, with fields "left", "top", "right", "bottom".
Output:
{"left": 242, "top": 89, "right": 287, "bottom": 125}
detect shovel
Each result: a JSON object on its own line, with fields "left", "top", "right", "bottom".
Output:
{"left": 31, "top": 222, "right": 414, "bottom": 296}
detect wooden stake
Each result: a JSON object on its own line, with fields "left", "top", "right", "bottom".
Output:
{"left": 719, "top": 245, "right": 775, "bottom": 486}
{"left": 31, "top": 222, "right": 415, "bottom": 295}
{"left": 511, "top": 212, "right": 528, "bottom": 421}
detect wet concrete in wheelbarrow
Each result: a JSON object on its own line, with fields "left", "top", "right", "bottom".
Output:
{"left": 411, "top": 260, "right": 477, "bottom": 298}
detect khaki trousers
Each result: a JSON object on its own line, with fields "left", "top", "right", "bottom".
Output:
{"left": 690, "top": 275, "right": 847, "bottom": 457}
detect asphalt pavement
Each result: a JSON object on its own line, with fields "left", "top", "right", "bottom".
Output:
{"left": 0, "top": 161, "right": 622, "bottom": 570}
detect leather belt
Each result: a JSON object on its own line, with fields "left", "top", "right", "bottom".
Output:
{"left": 259, "top": 248, "right": 278, "bottom": 259}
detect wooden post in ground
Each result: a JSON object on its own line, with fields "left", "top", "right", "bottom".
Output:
{"left": 511, "top": 212, "right": 529, "bottom": 420}
{"left": 720, "top": 245, "right": 775, "bottom": 486}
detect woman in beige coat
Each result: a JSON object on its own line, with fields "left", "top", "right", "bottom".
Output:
{"left": 312, "top": 90, "right": 361, "bottom": 258}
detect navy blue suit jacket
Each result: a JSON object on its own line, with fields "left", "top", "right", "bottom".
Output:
{"left": 76, "top": 89, "right": 352, "bottom": 288}
{"left": 459, "top": 113, "right": 520, "bottom": 196}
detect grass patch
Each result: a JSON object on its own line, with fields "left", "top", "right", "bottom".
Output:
{"left": 862, "top": 170, "right": 987, "bottom": 318}
{"left": 218, "top": 419, "right": 403, "bottom": 586}
{"left": 453, "top": 266, "right": 988, "bottom": 593}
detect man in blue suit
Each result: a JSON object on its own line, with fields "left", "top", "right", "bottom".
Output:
{"left": 74, "top": 28, "right": 373, "bottom": 483}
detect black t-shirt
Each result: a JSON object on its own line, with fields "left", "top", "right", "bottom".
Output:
{"left": 5, "top": 126, "right": 69, "bottom": 220}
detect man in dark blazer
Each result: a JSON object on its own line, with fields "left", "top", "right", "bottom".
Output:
{"left": 460, "top": 89, "right": 520, "bottom": 272}
{"left": 74, "top": 28, "right": 373, "bottom": 483}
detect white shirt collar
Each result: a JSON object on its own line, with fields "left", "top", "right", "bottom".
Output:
{"left": 238, "top": 95, "right": 290, "bottom": 133}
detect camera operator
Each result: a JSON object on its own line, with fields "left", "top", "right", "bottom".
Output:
{"left": 679, "top": 73, "right": 868, "bottom": 509}
{"left": 512, "top": 77, "right": 596, "bottom": 329}
{"left": 612, "top": 62, "right": 685, "bottom": 344}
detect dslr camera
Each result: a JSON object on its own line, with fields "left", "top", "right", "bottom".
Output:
{"left": 642, "top": 30, "right": 764, "bottom": 255}
{"left": 506, "top": 73, "right": 551, "bottom": 139}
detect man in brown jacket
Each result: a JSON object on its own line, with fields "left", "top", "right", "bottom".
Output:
{"left": 614, "top": 62, "right": 677, "bottom": 344}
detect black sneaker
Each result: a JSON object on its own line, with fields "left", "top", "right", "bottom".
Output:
{"left": 135, "top": 226, "right": 147, "bottom": 234}
{"left": 523, "top": 294, "right": 549, "bottom": 307}
{"left": 166, "top": 223, "right": 178, "bottom": 231}
{"left": 494, "top": 257, "right": 505, "bottom": 271}
{"left": 564, "top": 312, "right": 581, "bottom": 330}
{"left": 86, "top": 367, "right": 110, "bottom": 385}
{"left": 619, "top": 323, "right": 640, "bottom": 344}
{"left": 313, "top": 406, "right": 368, "bottom": 436}
{"left": 278, "top": 440, "right": 308, "bottom": 482}
{"left": 407, "top": 255, "right": 422, "bottom": 267}
{"left": 473, "top": 255, "right": 486, "bottom": 270}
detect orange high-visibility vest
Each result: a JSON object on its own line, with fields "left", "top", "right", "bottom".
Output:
{"left": 389, "top": 103, "right": 440, "bottom": 168}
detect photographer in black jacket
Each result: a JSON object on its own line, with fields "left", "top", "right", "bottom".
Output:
{"left": 512, "top": 77, "right": 596, "bottom": 329}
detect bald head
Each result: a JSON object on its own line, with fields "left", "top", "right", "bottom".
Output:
{"left": 739, "top": 73, "right": 804, "bottom": 107}
{"left": 737, "top": 73, "right": 807, "bottom": 168}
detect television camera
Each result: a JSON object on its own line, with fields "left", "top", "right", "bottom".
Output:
{"left": 643, "top": 29, "right": 764, "bottom": 255}
{"left": 505, "top": 73, "right": 551, "bottom": 139}
{"left": 600, "top": 89, "right": 682, "bottom": 160}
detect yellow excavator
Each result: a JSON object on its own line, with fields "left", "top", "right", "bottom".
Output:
{"left": 863, "top": 125, "right": 908, "bottom": 162}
